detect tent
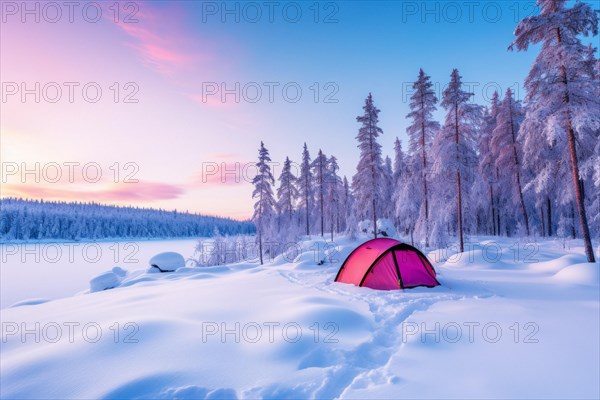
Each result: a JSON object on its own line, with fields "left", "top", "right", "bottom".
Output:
{"left": 335, "top": 238, "right": 440, "bottom": 290}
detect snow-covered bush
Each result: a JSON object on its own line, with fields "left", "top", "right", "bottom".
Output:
{"left": 358, "top": 220, "right": 372, "bottom": 234}
{"left": 376, "top": 219, "right": 396, "bottom": 237}
{"left": 190, "top": 235, "right": 256, "bottom": 267}
{"left": 356, "top": 219, "right": 396, "bottom": 237}
{"left": 345, "top": 213, "right": 358, "bottom": 241}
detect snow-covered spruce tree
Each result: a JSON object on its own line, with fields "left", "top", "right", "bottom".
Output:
{"left": 312, "top": 149, "right": 329, "bottom": 237}
{"left": 352, "top": 93, "right": 385, "bottom": 239}
{"left": 491, "top": 88, "right": 531, "bottom": 236}
{"left": 275, "top": 156, "right": 300, "bottom": 244}
{"left": 433, "top": 69, "right": 482, "bottom": 252}
{"left": 276, "top": 156, "right": 299, "bottom": 225}
{"left": 345, "top": 212, "right": 359, "bottom": 241}
{"left": 341, "top": 176, "right": 354, "bottom": 232}
{"left": 382, "top": 156, "right": 394, "bottom": 219}
{"left": 251, "top": 141, "right": 276, "bottom": 265}
{"left": 511, "top": 0, "right": 598, "bottom": 262}
{"left": 297, "top": 143, "right": 314, "bottom": 237}
{"left": 392, "top": 137, "right": 405, "bottom": 188}
{"left": 476, "top": 91, "right": 501, "bottom": 236}
{"left": 581, "top": 45, "right": 600, "bottom": 239}
{"left": 393, "top": 138, "right": 417, "bottom": 242}
{"left": 405, "top": 69, "right": 440, "bottom": 244}
{"left": 326, "top": 156, "right": 342, "bottom": 241}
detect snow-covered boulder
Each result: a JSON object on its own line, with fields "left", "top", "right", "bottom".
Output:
{"left": 148, "top": 252, "right": 186, "bottom": 273}
{"left": 90, "top": 272, "right": 121, "bottom": 293}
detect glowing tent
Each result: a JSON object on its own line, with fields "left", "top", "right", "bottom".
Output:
{"left": 335, "top": 238, "right": 440, "bottom": 290}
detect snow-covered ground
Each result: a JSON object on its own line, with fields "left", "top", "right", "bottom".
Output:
{"left": 0, "top": 239, "right": 202, "bottom": 308}
{"left": 1, "top": 236, "right": 599, "bottom": 399}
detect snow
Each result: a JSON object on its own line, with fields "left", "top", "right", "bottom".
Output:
{"left": 148, "top": 252, "right": 186, "bottom": 272}
{"left": 0, "top": 239, "right": 203, "bottom": 308}
{"left": 1, "top": 235, "right": 598, "bottom": 399}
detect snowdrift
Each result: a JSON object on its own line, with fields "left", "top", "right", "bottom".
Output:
{"left": 1, "top": 236, "right": 598, "bottom": 399}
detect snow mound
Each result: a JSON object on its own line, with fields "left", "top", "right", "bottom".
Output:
{"left": 89, "top": 267, "right": 129, "bottom": 292}
{"left": 148, "top": 252, "right": 186, "bottom": 272}
{"left": 552, "top": 263, "right": 600, "bottom": 286}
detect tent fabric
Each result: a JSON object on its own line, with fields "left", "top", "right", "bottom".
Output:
{"left": 335, "top": 238, "right": 440, "bottom": 290}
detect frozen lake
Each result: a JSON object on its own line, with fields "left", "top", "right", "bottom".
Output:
{"left": 0, "top": 239, "right": 203, "bottom": 308}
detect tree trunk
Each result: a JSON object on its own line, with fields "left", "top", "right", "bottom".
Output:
{"left": 258, "top": 229, "right": 263, "bottom": 265}
{"left": 496, "top": 208, "right": 501, "bottom": 237}
{"left": 259, "top": 178, "right": 264, "bottom": 265}
{"left": 455, "top": 103, "right": 464, "bottom": 252}
{"left": 373, "top": 198, "right": 378, "bottom": 239}
{"left": 320, "top": 191, "right": 324, "bottom": 237}
{"left": 305, "top": 177, "right": 310, "bottom": 236}
{"left": 540, "top": 205, "right": 546, "bottom": 237}
{"left": 490, "top": 185, "right": 496, "bottom": 236}
{"left": 547, "top": 196, "right": 552, "bottom": 237}
{"left": 331, "top": 209, "right": 334, "bottom": 242}
{"left": 508, "top": 94, "right": 530, "bottom": 236}
{"left": 570, "top": 203, "right": 576, "bottom": 239}
{"left": 421, "top": 117, "right": 430, "bottom": 246}
{"left": 557, "top": 27, "right": 595, "bottom": 262}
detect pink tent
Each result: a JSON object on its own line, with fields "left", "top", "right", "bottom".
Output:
{"left": 335, "top": 238, "right": 440, "bottom": 290}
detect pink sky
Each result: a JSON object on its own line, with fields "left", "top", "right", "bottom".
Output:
{"left": 0, "top": 2, "right": 255, "bottom": 220}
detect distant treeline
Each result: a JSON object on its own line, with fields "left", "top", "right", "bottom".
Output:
{"left": 0, "top": 198, "right": 255, "bottom": 241}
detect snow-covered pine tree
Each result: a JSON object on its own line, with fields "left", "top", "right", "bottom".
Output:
{"left": 276, "top": 156, "right": 299, "bottom": 225}
{"left": 251, "top": 141, "right": 276, "bottom": 265}
{"left": 392, "top": 137, "right": 405, "bottom": 187}
{"left": 326, "top": 155, "right": 342, "bottom": 241}
{"left": 476, "top": 91, "right": 500, "bottom": 236}
{"left": 210, "top": 226, "right": 225, "bottom": 265}
{"left": 298, "top": 143, "right": 314, "bottom": 237}
{"left": 511, "top": 0, "right": 598, "bottom": 262}
{"left": 341, "top": 176, "right": 354, "bottom": 232}
{"left": 406, "top": 69, "right": 439, "bottom": 244}
{"left": 434, "top": 69, "right": 482, "bottom": 252}
{"left": 491, "top": 88, "right": 531, "bottom": 236}
{"left": 312, "top": 149, "right": 329, "bottom": 237}
{"left": 352, "top": 93, "right": 385, "bottom": 239}
{"left": 581, "top": 45, "right": 600, "bottom": 239}
{"left": 394, "top": 138, "right": 420, "bottom": 245}
{"left": 382, "top": 156, "right": 394, "bottom": 219}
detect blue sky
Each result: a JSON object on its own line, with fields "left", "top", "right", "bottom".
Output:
{"left": 2, "top": 0, "right": 595, "bottom": 218}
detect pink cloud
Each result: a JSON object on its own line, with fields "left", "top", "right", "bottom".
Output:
{"left": 4, "top": 181, "right": 185, "bottom": 203}
{"left": 109, "top": 3, "right": 209, "bottom": 77}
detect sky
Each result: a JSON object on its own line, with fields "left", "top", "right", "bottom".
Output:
{"left": 1, "top": 0, "right": 589, "bottom": 219}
